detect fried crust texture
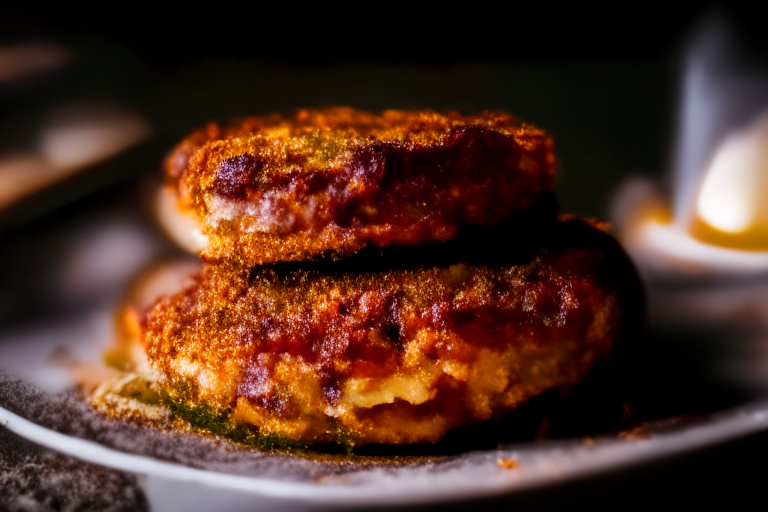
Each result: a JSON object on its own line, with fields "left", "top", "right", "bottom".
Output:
{"left": 165, "top": 107, "right": 555, "bottom": 266}
{"left": 134, "top": 219, "right": 639, "bottom": 446}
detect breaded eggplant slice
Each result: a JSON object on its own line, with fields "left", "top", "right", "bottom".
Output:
{"left": 130, "top": 218, "right": 640, "bottom": 446}
{"left": 163, "top": 107, "right": 555, "bottom": 265}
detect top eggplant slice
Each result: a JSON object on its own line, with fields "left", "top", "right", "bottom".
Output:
{"left": 164, "top": 108, "right": 555, "bottom": 266}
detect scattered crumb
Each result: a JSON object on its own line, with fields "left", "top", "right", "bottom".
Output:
{"left": 619, "top": 426, "right": 650, "bottom": 441}
{"left": 496, "top": 457, "right": 519, "bottom": 469}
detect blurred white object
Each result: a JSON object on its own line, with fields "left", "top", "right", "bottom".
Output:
{"left": 672, "top": 16, "right": 768, "bottom": 231}
{"left": 0, "top": 103, "right": 151, "bottom": 210}
{"left": 695, "top": 114, "right": 768, "bottom": 235}
{"left": 615, "top": 179, "right": 768, "bottom": 279}
{"left": 39, "top": 103, "right": 151, "bottom": 170}
{"left": 611, "top": 15, "right": 768, "bottom": 393}
{"left": 615, "top": 15, "right": 768, "bottom": 279}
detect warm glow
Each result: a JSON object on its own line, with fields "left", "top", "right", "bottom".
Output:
{"left": 696, "top": 139, "right": 758, "bottom": 233}
{"left": 692, "top": 116, "right": 768, "bottom": 250}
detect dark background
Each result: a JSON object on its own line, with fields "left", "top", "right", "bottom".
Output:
{"left": 6, "top": 4, "right": 762, "bottom": 219}
{"left": 2, "top": 4, "right": 768, "bottom": 510}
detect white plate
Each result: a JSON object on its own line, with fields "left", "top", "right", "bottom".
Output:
{"left": 3, "top": 364, "right": 768, "bottom": 511}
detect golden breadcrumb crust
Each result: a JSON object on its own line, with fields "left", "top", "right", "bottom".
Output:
{"left": 135, "top": 219, "right": 639, "bottom": 445}
{"left": 165, "top": 107, "right": 555, "bottom": 266}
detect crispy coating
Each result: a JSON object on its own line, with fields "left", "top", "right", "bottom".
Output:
{"left": 165, "top": 107, "right": 555, "bottom": 266}
{"left": 137, "top": 219, "right": 640, "bottom": 445}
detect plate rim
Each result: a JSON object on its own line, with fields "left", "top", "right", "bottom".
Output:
{"left": 3, "top": 401, "right": 768, "bottom": 506}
